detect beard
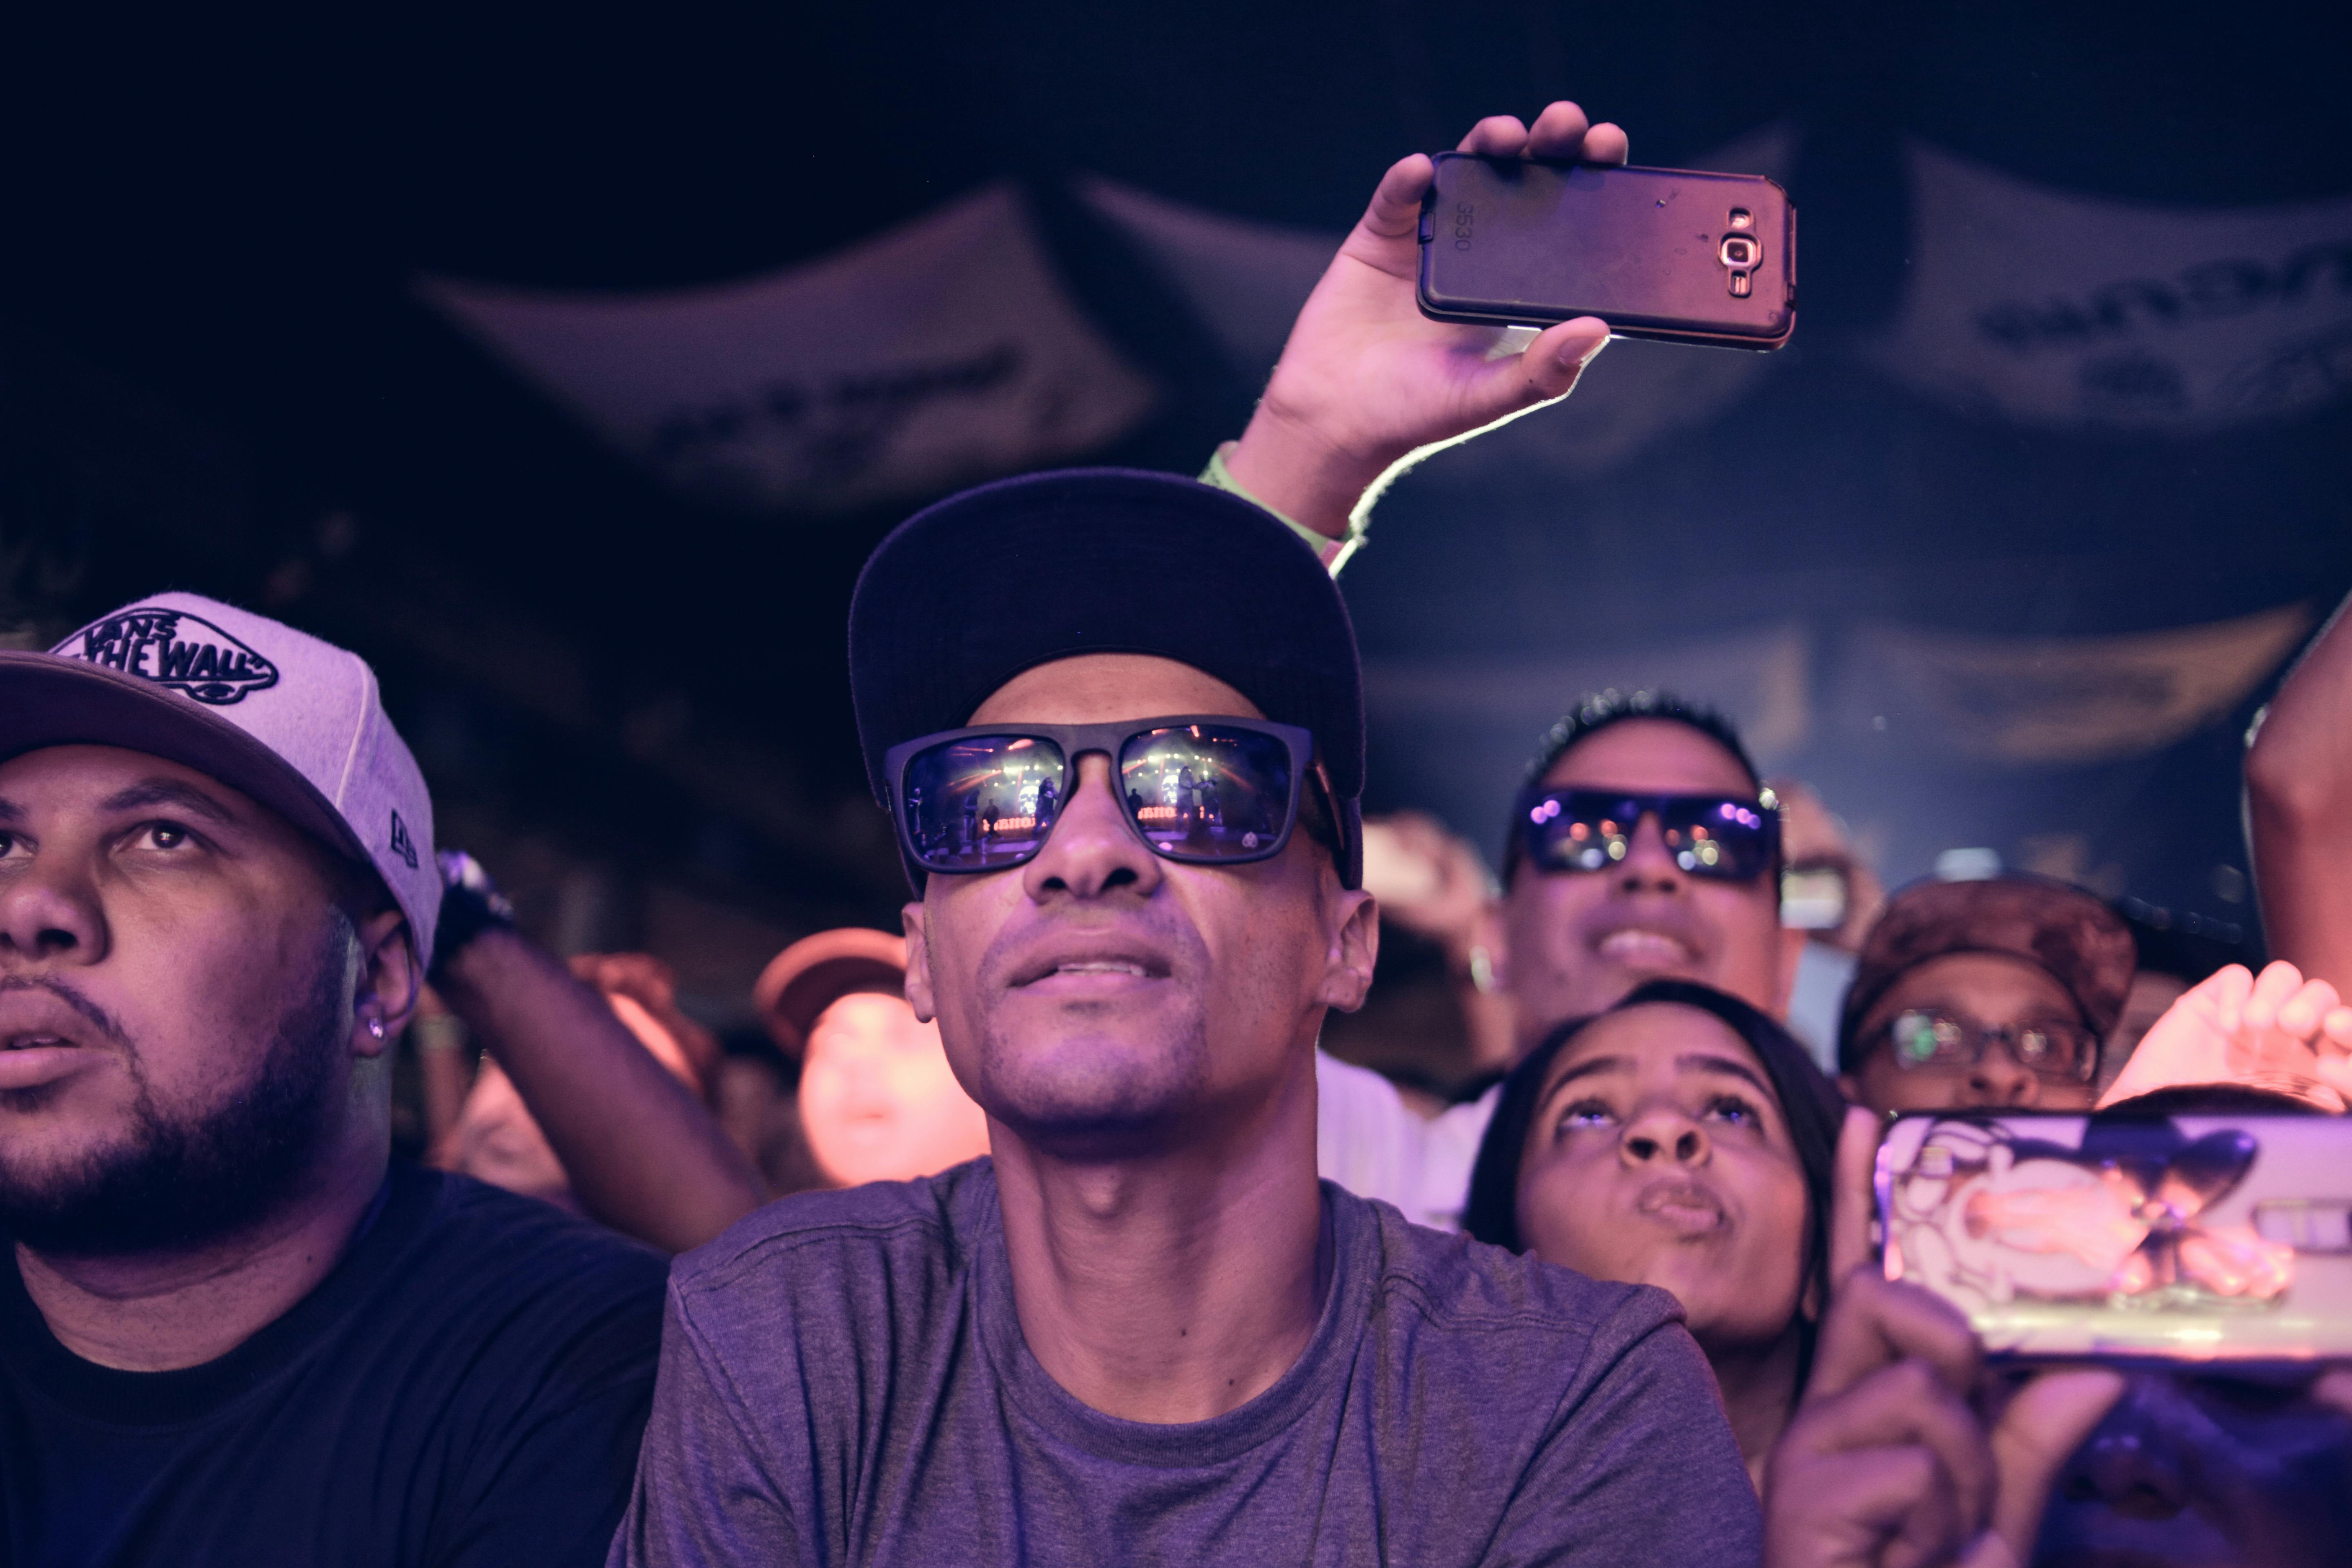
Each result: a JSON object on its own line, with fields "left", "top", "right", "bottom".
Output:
{"left": 0, "top": 923, "right": 354, "bottom": 1258}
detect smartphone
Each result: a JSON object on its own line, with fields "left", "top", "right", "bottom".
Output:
{"left": 1417, "top": 155, "right": 1795, "bottom": 350}
{"left": 1875, "top": 1111, "right": 2352, "bottom": 1363}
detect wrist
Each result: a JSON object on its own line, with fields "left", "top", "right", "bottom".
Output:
{"left": 425, "top": 849, "right": 519, "bottom": 991}
{"left": 429, "top": 923, "right": 523, "bottom": 1004}
{"left": 1225, "top": 403, "right": 1397, "bottom": 543}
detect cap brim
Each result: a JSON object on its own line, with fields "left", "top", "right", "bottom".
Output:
{"left": 0, "top": 652, "right": 373, "bottom": 873}
{"left": 754, "top": 927, "right": 909, "bottom": 1060}
{"left": 849, "top": 469, "right": 1365, "bottom": 891}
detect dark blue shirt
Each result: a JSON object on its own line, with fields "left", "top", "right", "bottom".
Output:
{"left": 0, "top": 1163, "right": 666, "bottom": 1568}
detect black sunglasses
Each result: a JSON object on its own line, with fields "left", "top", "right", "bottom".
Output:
{"left": 1515, "top": 787, "right": 1781, "bottom": 883}
{"left": 883, "top": 716, "right": 1318, "bottom": 876}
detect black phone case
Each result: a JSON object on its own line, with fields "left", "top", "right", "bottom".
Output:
{"left": 1417, "top": 155, "right": 1796, "bottom": 350}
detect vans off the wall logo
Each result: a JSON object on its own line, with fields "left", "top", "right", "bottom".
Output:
{"left": 53, "top": 609, "right": 280, "bottom": 706}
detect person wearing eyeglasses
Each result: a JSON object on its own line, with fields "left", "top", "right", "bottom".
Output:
{"left": 1833, "top": 874, "right": 2135, "bottom": 1113}
{"left": 609, "top": 468, "right": 1760, "bottom": 1566}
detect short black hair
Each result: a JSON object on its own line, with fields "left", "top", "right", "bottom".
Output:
{"left": 2098, "top": 1083, "right": 2322, "bottom": 1118}
{"left": 1504, "top": 690, "right": 1770, "bottom": 886}
{"left": 1462, "top": 979, "right": 1846, "bottom": 1392}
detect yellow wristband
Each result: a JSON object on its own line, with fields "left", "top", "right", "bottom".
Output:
{"left": 1198, "top": 443, "right": 1364, "bottom": 576}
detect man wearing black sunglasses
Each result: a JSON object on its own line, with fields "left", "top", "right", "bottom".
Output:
{"left": 611, "top": 468, "right": 1758, "bottom": 1565}
{"left": 1497, "top": 694, "right": 1804, "bottom": 1045}
{"left": 1345, "top": 691, "right": 1809, "bottom": 1229}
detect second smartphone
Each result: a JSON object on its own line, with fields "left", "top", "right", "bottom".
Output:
{"left": 1417, "top": 154, "right": 1796, "bottom": 350}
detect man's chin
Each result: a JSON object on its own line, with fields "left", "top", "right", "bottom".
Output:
{"left": 973, "top": 1029, "right": 1207, "bottom": 1152}
{"left": 1555, "top": 953, "right": 1709, "bottom": 1015}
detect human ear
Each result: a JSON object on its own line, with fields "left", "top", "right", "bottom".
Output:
{"left": 353, "top": 909, "right": 420, "bottom": 1057}
{"left": 1317, "top": 888, "right": 1380, "bottom": 1013}
{"left": 901, "top": 900, "right": 937, "bottom": 1023}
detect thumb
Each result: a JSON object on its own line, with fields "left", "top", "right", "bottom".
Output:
{"left": 1506, "top": 318, "right": 1608, "bottom": 404}
{"left": 1438, "top": 317, "right": 1608, "bottom": 436}
{"left": 1828, "top": 1105, "right": 1882, "bottom": 1288}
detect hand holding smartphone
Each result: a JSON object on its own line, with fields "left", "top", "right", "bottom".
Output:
{"left": 1417, "top": 155, "right": 1796, "bottom": 350}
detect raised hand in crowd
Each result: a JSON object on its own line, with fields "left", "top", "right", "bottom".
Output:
{"left": 428, "top": 855, "right": 764, "bottom": 1252}
{"left": 1763, "top": 1109, "right": 2123, "bottom": 1568}
{"left": 2247, "top": 588, "right": 2352, "bottom": 994}
{"left": 2096, "top": 958, "right": 2352, "bottom": 1111}
{"left": 1221, "top": 101, "right": 1626, "bottom": 543}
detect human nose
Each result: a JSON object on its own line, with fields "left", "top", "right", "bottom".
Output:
{"left": 1620, "top": 1105, "right": 1711, "bottom": 1168}
{"left": 0, "top": 842, "right": 108, "bottom": 969}
{"left": 1965, "top": 1036, "right": 2044, "bottom": 1107}
{"left": 1611, "top": 812, "right": 1686, "bottom": 893}
{"left": 2060, "top": 1376, "right": 2192, "bottom": 1521}
{"left": 1021, "top": 752, "right": 1163, "bottom": 903}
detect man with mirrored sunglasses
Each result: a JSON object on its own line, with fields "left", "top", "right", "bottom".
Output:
{"left": 1295, "top": 687, "right": 1807, "bottom": 1231}
{"left": 1833, "top": 874, "right": 2135, "bottom": 1113}
{"left": 611, "top": 467, "right": 1758, "bottom": 1567}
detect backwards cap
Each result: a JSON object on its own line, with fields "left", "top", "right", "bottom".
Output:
{"left": 0, "top": 593, "right": 441, "bottom": 965}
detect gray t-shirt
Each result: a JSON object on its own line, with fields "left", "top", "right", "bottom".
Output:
{"left": 611, "top": 1160, "right": 1757, "bottom": 1567}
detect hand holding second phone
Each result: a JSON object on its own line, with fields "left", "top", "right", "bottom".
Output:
{"left": 1764, "top": 1109, "right": 2123, "bottom": 1568}
{"left": 1222, "top": 103, "right": 1627, "bottom": 540}
{"left": 2098, "top": 959, "right": 2352, "bottom": 1111}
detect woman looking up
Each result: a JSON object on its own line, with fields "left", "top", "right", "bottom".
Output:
{"left": 1464, "top": 978, "right": 1841, "bottom": 1479}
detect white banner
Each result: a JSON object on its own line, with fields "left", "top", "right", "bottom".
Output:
{"left": 1835, "top": 604, "right": 2314, "bottom": 764}
{"left": 1083, "top": 126, "right": 1797, "bottom": 478}
{"left": 1871, "top": 145, "right": 2352, "bottom": 431}
{"left": 418, "top": 185, "right": 1159, "bottom": 513}
{"left": 1364, "top": 620, "right": 1815, "bottom": 763}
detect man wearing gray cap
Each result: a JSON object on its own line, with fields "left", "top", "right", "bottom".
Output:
{"left": 612, "top": 470, "right": 1756, "bottom": 1566}
{"left": 0, "top": 594, "right": 667, "bottom": 1566}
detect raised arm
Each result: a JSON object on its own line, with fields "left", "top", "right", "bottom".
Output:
{"left": 1218, "top": 102, "right": 1627, "bottom": 551}
{"left": 2247, "top": 590, "right": 2352, "bottom": 992}
{"left": 430, "top": 856, "right": 764, "bottom": 1252}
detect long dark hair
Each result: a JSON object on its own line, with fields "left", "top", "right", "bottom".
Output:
{"left": 1462, "top": 979, "right": 1846, "bottom": 1365}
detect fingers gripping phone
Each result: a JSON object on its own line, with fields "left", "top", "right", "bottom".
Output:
{"left": 1416, "top": 155, "right": 1795, "bottom": 350}
{"left": 1876, "top": 1112, "right": 2352, "bottom": 1363}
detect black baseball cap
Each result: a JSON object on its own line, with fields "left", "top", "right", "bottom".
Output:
{"left": 849, "top": 468, "right": 1364, "bottom": 889}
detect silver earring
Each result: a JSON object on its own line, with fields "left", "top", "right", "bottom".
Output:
{"left": 366, "top": 1018, "right": 386, "bottom": 1040}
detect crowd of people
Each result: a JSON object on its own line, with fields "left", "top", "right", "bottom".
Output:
{"left": 3, "top": 98, "right": 2351, "bottom": 1567}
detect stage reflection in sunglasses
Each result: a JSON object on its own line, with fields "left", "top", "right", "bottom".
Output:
{"left": 1519, "top": 790, "right": 1776, "bottom": 882}
{"left": 892, "top": 718, "right": 1311, "bottom": 875}
{"left": 1119, "top": 726, "right": 1292, "bottom": 860}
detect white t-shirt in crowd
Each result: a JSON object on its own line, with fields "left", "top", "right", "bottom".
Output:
{"left": 1315, "top": 1051, "right": 1499, "bottom": 1232}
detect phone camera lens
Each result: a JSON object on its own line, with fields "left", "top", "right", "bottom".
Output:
{"left": 1719, "top": 235, "right": 1759, "bottom": 268}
